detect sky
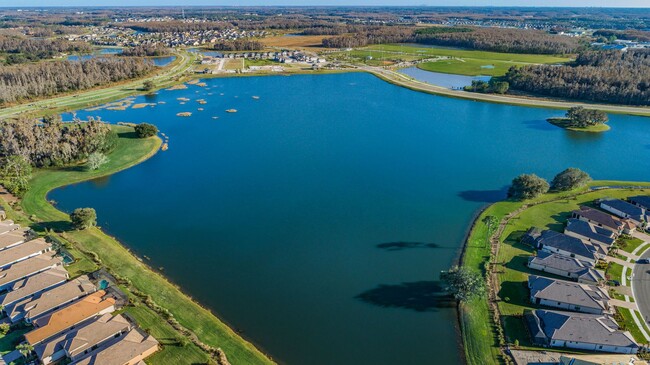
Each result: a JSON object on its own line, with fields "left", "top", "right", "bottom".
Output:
{"left": 1, "top": 1, "right": 648, "bottom": 7}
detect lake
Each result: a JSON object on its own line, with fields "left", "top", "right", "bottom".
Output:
{"left": 52, "top": 73, "right": 650, "bottom": 365}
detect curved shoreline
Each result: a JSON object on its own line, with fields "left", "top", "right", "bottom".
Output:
{"left": 21, "top": 127, "right": 274, "bottom": 364}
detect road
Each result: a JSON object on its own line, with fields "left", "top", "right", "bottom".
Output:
{"left": 359, "top": 65, "right": 650, "bottom": 117}
{"left": 631, "top": 235, "right": 650, "bottom": 330}
{"left": 0, "top": 50, "right": 196, "bottom": 119}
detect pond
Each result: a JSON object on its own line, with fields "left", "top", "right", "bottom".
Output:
{"left": 52, "top": 72, "right": 650, "bottom": 365}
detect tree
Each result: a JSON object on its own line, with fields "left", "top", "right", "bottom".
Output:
{"left": 134, "top": 123, "right": 158, "bottom": 138}
{"left": 70, "top": 208, "right": 97, "bottom": 230}
{"left": 142, "top": 80, "right": 155, "bottom": 91}
{"left": 566, "top": 107, "right": 609, "bottom": 127}
{"left": 0, "top": 323, "right": 9, "bottom": 335}
{"left": 86, "top": 152, "right": 109, "bottom": 171}
{"left": 16, "top": 343, "right": 33, "bottom": 358}
{"left": 0, "top": 155, "right": 32, "bottom": 197}
{"left": 507, "top": 174, "right": 549, "bottom": 200}
{"left": 441, "top": 266, "right": 485, "bottom": 302}
{"left": 550, "top": 168, "right": 592, "bottom": 191}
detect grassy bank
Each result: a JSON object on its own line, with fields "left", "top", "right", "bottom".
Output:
{"left": 459, "top": 181, "right": 650, "bottom": 364}
{"left": 15, "top": 125, "right": 274, "bottom": 365}
{"left": 547, "top": 117, "right": 610, "bottom": 133}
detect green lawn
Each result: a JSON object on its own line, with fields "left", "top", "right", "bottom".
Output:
{"left": 17, "top": 125, "right": 274, "bottom": 365}
{"left": 606, "top": 262, "right": 626, "bottom": 286}
{"left": 617, "top": 308, "right": 650, "bottom": 344}
{"left": 418, "top": 58, "right": 521, "bottom": 77}
{"left": 618, "top": 235, "right": 647, "bottom": 254}
{"left": 460, "top": 182, "right": 650, "bottom": 364}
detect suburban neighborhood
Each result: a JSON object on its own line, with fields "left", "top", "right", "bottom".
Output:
{"left": 0, "top": 213, "right": 160, "bottom": 365}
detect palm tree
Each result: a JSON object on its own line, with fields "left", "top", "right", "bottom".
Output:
{"left": 16, "top": 343, "right": 33, "bottom": 358}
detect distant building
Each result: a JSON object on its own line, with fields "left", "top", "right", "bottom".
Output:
{"left": 525, "top": 309, "right": 638, "bottom": 354}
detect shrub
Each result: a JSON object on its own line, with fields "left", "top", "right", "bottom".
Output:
{"left": 134, "top": 123, "right": 158, "bottom": 138}
{"left": 86, "top": 152, "right": 109, "bottom": 171}
{"left": 70, "top": 207, "right": 97, "bottom": 230}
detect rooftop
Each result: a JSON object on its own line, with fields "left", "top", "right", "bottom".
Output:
{"left": 629, "top": 196, "right": 650, "bottom": 210}
{"left": 0, "top": 238, "right": 51, "bottom": 269}
{"left": 34, "top": 313, "right": 131, "bottom": 361}
{"left": 0, "top": 228, "right": 32, "bottom": 251}
{"left": 573, "top": 206, "right": 624, "bottom": 232}
{"left": 529, "top": 275, "right": 610, "bottom": 310}
{"left": 0, "top": 251, "right": 63, "bottom": 288}
{"left": 0, "top": 267, "right": 68, "bottom": 308}
{"left": 25, "top": 289, "right": 115, "bottom": 345}
{"left": 528, "top": 251, "right": 604, "bottom": 283}
{"left": 565, "top": 218, "right": 616, "bottom": 246}
{"left": 601, "top": 199, "right": 646, "bottom": 221}
{"left": 70, "top": 328, "right": 159, "bottom": 365}
{"left": 535, "top": 230, "right": 600, "bottom": 261}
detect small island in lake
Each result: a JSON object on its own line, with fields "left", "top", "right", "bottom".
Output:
{"left": 547, "top": 106, "right": 610, "bottom": 133}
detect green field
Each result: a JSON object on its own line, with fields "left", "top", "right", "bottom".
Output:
{"left": 13, "top": 125, "right": 273, "bottom": 365}
{"left": 460, "top": 181, "right": 650, "bottom": 364}
{"left": 331, "top": 44, "right": 571, "bottom": 76}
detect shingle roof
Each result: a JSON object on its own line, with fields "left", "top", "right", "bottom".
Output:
{"left": 565, "top": 219, "right": 616, "bottom": 246}
{"left": 0, "top": 267, "right": 68, "bottom": 308}
{"left": 529, "top": 275, "right": 610, "bottom": 310}
{"left": 601, "top": 199, "right": 645, "bottom": 222}
{"left": 536, "top": 230, "right": 599, "bottom": 261}
{"left": 8, "top": 275, "right": 96, "bottom": 323}
{"left": 25, "top": 290, "right": 115, "bottom": 345}
{"left": 532, "top": 309, "right": 637, "bottom": 348}
{"left": 34, "top": 313, "right": 131, "bottom": 361}
{"left": 0, "top": 220, "right": 19, "bottom": 235}
{"left": 528, "top": 251, "right": 604, "bottom": 284}
{"left": 573, "top": 206, "right": 624, "bottom": 232}
{"left": 70, "top": 328, "right": 159, "bottom": 365}
{"left": 0, "top": 251, "right": 63, "bottom": 288}
{"left": 0, "top": 228, "right": 31, "bottom": 251}
{"left": 630, "top": 196, "right": 650, "bottom": 210}
{"left": 0, "top": 238, "right": 52, "bottom": 269}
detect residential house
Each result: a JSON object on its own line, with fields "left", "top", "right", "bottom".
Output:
{"left": 70, "top": 328, "right": 160, "bottom": 365}
{"left": 25, "top": 290, "right": 116, "bottom": 346}
{"left": 526, "top": 229, "right": 604, "bottom": 264}
{"left": 572, "top": 206, "right": 627, "bottom": 234}
{"left": 6, "top": 275, "right": 96, "bottom": 323}
{"left": 600, "top": 199, "right": 646, "bottom": 227}
{"left": 525, "top": 309, "right": 638, "bottom": 354}
{"left": 0, "top": 252, "right": 64, "bottom": 291}
{"left": 528, "top": 275, "right": 611, "bottom": 314}
{"left": 629, "top": 196, "right": 650, "bottom": 211}
{"left": 0, "top": 220, "right": 20, "bottom": 235}
{"left": 0, "top": 228, "right": 33, "bottom": 251}
{"left": 34, "top": 313, "right": 130, "bottom": 365}
{"left": 528, "top": 251, "right": 604, "bottom": 284}
{"left": 0, "top": 238, "right": 53, "bottom": 269}
{"left": 565, "top": 218, "right": 617, "bottom": 247}
{"left": 0, "top": 267, "right": 68, "bottom": 308}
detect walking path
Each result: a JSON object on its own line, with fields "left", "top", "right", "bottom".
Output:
{"left": 359, "top": 65, "right": 650, "bottom": 116}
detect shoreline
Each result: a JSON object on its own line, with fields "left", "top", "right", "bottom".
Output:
{"left": 20, "top": 126, "right": 275, "bottom": 365}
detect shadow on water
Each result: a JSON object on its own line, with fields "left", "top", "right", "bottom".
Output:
{"left": 376, "top": 241, "right": 441, "bottom": 251}
{"left": 457, "top": 185, "right": 509, "bottom": 203}
{"left": 356, "top": 281, "right": 455, "bottom": 312}
{"left": 522, "top": 119, "right": 557, "bottom": 131}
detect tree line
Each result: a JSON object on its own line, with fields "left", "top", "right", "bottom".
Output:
{"left": 504, "top": 50, "right": 650, "bottom": 105}
{"left": 413, "top": 27, "right": 584, "bottom": 54}
{"left": 0, "top": 57, "right": 154, "bottom": 104}
{"left": 321, "top": 26, "right": 414, "bottom": 48}
{"left": 0, "top": 35, "right": 92, "bottom": 65}
{"left": 121, "top": 45, "right": 170, "bottom": 57}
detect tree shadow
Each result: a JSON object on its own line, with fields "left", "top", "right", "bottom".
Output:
{"left": 356, "top": 281, "right": 455, "bottom": 312}
{"left": 503, "top": 230, "right": 531, "bottom": 249}
{"left": 32, "top": 220, "right": 73, "bottom": 233}
{"left": 457, "top": 185, "right": 509, "bottom": 203}
{"left": 376, "top": 241, "right": 441, "bottom": 251}
{"left": 117, "top": 131, "right": 139, "bottom": 139}
{"left": 522, "top": 119, "right": 557, "bottom": 132}
{"left": 497, "top": 280, "right": 531, "bottom": 308}
{"left": 504, "top": 254, "right": 535, "bottom": 276}
{"left": 548, "top": 213, "right": 569, "bottom": 232}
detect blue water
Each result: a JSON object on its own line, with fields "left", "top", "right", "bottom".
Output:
{"left": 52, "top": 73, "right": 650, "bottom": 365}
{"left": 151, "top": 56, "right": 176, "bottom": 66}
{"left": 399, "top": 67, "right": 491, "bottom": 89}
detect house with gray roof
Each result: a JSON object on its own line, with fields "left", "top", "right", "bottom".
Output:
{"left": 600, "top": 199, "right": 647, "bottom": 227}
{"left": 528, "top": 275, "right": 611, "bottom": 314}
{"left": 0, "top": 220, "right": 19, "bottom": 235}
{"left": 629, "top": 196, "right": 650, "bottom": 211}
{"left": 565, "top": 218, "right": 617, "bottom": 247}
{"left": 0, "top": 228, "right": 32, "bottom": 251}
{"left": 572, "top": 206, "right": 627, "bottom": 234}
{"left": 0, "top": 238, "right": 53, "bottom": 269}
{"left": 525, "top": 309, "right": 638, "bottom": 354}
{"left": 527, "top": 229, "right": 605, "bottom": 264}
{"left": 528, "top": 251, "right": 604, "bottom": 284}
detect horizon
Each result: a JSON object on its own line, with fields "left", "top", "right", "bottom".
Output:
{"left": 2, "top": 2, "right": 650, "bottom": 9}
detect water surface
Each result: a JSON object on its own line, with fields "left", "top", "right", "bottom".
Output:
{"left": 399, "top": 67, "right": 491, "bottom": 89}
{"left": 52, "top": 73, "right": 650, "bottom": 365}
